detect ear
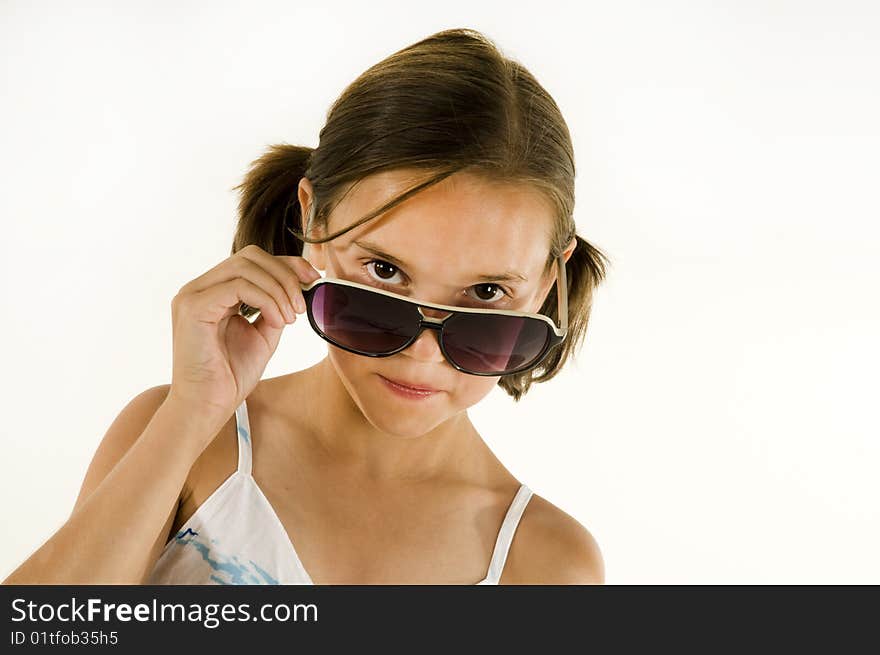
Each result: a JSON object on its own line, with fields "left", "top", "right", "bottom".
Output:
{"left": 297, "top": 177, "right": 327, "bottom": 271}
{"left": 535, "top": 235, "right": 578, "bottom": 309}
{"left": 561, "top": 234, "right": 578, "bottom": 264}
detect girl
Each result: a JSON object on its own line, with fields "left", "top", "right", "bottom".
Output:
{"left": 3, "top": 27, "right": 609, "bottom": 585}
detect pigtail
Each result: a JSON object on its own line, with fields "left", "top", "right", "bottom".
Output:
{"left": 231, "top": 143, "right": 314, "bottom": 257}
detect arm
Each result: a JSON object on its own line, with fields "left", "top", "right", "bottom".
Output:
{"left": 1, "top": 386, "right": 225, "bottom": 585}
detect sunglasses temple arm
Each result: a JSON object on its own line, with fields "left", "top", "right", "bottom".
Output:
{"left": 556, "top": 254, "right": 568, "bottom": 333}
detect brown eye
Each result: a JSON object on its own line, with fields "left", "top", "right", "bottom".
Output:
{"left": 469, "top": 283, "right": 506, "bottom": 303}
{"left": 366, "top": 260, "right": 403, "bottom": 285}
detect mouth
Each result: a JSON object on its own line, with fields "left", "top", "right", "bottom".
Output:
{"left": 378, "top": 375, "right": 442, "bottom": 397}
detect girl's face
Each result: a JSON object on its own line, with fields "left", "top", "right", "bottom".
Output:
{"left": 299, "top": 169, "right": 562, "bottom": 439}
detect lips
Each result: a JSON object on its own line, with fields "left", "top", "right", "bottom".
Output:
{"left": 380, "top": 375, "right": 441, "bottom": 393}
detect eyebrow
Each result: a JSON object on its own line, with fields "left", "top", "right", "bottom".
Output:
{"left": 353, "top": 239, "right": 528, "bottom": 283}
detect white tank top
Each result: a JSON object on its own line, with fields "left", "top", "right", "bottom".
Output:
{"left": 147, "top": 398, "right": 534, "bottom": 585}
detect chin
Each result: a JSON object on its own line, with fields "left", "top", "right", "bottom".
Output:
{"left": 361, "top": 381, "right": 454, "bottom": 439}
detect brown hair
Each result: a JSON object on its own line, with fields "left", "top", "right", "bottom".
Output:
{"left": 231, "top": 27, "right": 611, "bottom": 402}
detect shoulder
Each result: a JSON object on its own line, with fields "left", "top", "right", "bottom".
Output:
{"left": 501, "top": 492, "right": 605, "bottom": 585}
{"left": 71, "top": 384, "right": 173, "bottom": 515}
{"left": 94, "top": 383, "right": 173, "bottom": 459}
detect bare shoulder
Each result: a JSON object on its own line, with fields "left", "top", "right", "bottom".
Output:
{"left": 500, "top": 493, "right": 605, "bottom": 585}
{"left": 71, "top": 383, "right": 173, "bottom": 515}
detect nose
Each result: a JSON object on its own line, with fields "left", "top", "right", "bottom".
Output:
{"left": 398, "top": 311, "right": 448, "bottom": 363}
{"left": 418, "top": 307, "right": 453, "bottom": 321}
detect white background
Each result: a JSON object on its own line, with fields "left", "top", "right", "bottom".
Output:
{"left": 1, "top": 0, "right": 878, "bottom": 583}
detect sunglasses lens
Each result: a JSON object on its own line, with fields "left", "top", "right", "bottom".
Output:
{"left": 443, "top": 313, "right": 552, "bottom": 375}
{"left": 310, "top": 283, "right": 419, "bottom": 353}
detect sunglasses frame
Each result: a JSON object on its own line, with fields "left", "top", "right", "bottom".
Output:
{"left": 297, "top": 253, "right": 568, "bottom": 377}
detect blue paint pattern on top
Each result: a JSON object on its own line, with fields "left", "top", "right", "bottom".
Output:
{"left": 250, "top": 560, "right": 280, "bottom": 585}
{"left": 175, "top": 536, "right": 267, "bottom": 585}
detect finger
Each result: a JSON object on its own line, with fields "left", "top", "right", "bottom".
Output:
{"left": 251, "top": 310, "right": 285, "bottom": 349}
{"left": 178, "top": 245, "right": 279, "bottom": 296}
{"left": 193, "top": 277, "right": 289, "bottom": 328}
{"left": 177, "top": 245, "right": 318, "bottom": 320}
{"left": 239, "top": 249, "right": 321, "bottom": 316}
{"left": 186, "top": 252, "right": 297, "bottom": 323}
{"left": 283, "top": 256, "right": 323, "bottom": 311}
{"left": 227, "top": 254, "right": 298, "bottom": 322}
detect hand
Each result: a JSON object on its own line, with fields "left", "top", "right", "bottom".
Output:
{"left": 166, "top": 244, "right": 321, "bottom": 432}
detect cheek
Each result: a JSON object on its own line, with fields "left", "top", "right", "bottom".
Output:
{"left": 454, "top": 376, "right": 501, "bottom": 406}
{"left": 329, "top": 345, "right": 368, "bottom": 373}
{"left": 327, "top": 347, "right": 374, "bottom": 395}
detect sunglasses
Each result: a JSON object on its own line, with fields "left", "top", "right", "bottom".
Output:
{"left": 296, "top": 254, "right": 568, "bottom": 377}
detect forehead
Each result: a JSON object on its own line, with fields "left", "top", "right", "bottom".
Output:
{"left": 326, "top": 169, "right": 555, "bottom": 282}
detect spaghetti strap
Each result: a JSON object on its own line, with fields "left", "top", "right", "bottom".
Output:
{"left": 483, "top": 484, "right": 533, "bottom": 584}
{"left": 233, "top": 399, "right": 253, "bottom": 476}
